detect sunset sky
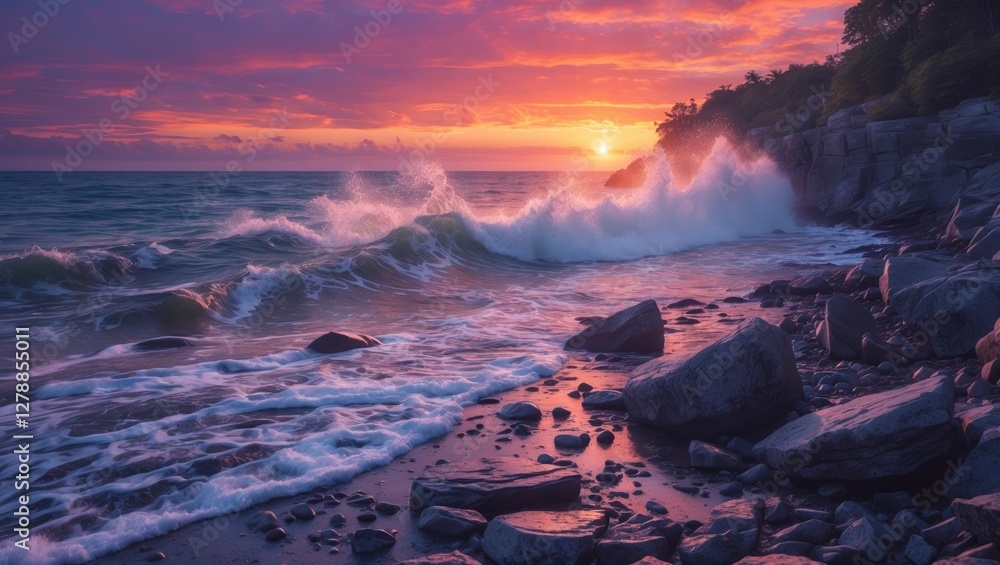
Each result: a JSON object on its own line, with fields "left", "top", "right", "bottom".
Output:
{"left": 0, "top": 0, "right": 851, "bottom": 171}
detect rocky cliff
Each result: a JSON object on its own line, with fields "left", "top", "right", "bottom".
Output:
{"left": 746, "top": 97, "right": 1000, "bottom": 227}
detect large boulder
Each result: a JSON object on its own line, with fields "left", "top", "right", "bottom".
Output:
{"left": 951, "top": 494, "right": 1000, "bottom": 544}
{"left": 892, "top": 262, "right": 1000, "bottom": 358}
{"left": 879, "top": 254, "right": 967, "bottom": 304}
{"left": 976, "top": 317, "right": 1000, "bottom": 364}
{"left": 815, "top": 294, "right": 876, "bottom": 360}
{"left": 754, "top": 375, "right": 955, "bottom": 480}
{"left": 678, "top": 499, "right": 764, "bottom": 565}
{"left": 957, "top": 404, "right": 1000, "bottom": 448}
{"left": 410, "top": 457, "right": 582, "bottom": 514}
{"left": 947, "top": 428, "right": 1000, "bottom": 500}
{"left": 565, "top": 299, "right": 664, "bottom": 353}
{"left": 624, "top": 318, "right": 802, "bottom": 438}
{"left": 306, "top": 331, "right": 381, "bottom": 354}
{"left": 595, "top": 513, "right": 682, "bottom": 565}
{"left": 945, "top": 197, "right": 997, "bottom": 242}
{"left": 482, "top": 510, "right": 609, "bottom": 565}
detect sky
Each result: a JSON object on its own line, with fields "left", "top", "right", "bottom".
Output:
{"left": 0, "top": 0, "right": 852, "bottom": 172}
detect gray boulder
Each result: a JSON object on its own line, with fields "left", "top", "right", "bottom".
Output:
{"left": 893, "top": 262, "right": 1000, "bottom": 357}
{"left": 482, "top": 510, "right": 608, "bottom": 565}
{"left": 771, "top": 519, "right": 835, "bottom": 545}
{"left": 815, "top": 294, "right": 876, "bottom": 360}
{"left": 952, "top": 493, "right": 1000, "bottom": 544}
{"left": 679, "top": 499, "right": 764, "bottom": 565}
{"left": 948, "top": 428, "right": 1000, "bottom": 500}
{"left": 976, "top": 317, "right": 1000, "bottom": 364}
{"left": 416, "top": 506, "right": 487, "bottom": 537}
{"left": 306, "top": 331, "right": 381, "bottom": 354}
{"left": 946, "top": 197, "right": 997, "bottom": 242}
{"left": 624, "top": 318, "right": 802, "bottom": 438}
{"left": 595, "top": 513, "right": 682, "bottom": 565}
{"left": 879, "top": 254, "right": 967, "bottom": 304}
{"left": 844, "top": 259, "right": 885, "bottom": 291}
{"left": 754, "top": 375, "right": 955, "bottom": 480}
{"left": 565, "top": 299, "right": 664, "bottom": 353}
{"left": 581, "top": 390, "right": 626, "bottom": 410}
{"left": 351, "top": 528, "right": 396, "bottom": 553}
{"left": 958, "top": 404, "right": 1000, "bottom": 448}
{"left": 410, "top": 457, "right": 581, "bottom": 514}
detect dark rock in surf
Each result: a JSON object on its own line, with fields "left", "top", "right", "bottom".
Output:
{"left": 497, "top": 401, "right": 543, "bottom": 421}
{"left": 624, "top": 318, "right": 802, "bottom": 438}
{"left": 565, "top": 299, "right": 664, "bottom": 354}
{"left": 133, "top": 336, "right": 193, "bottom": 351}
{"left": 306, "top": 331, "right": 381, "bottom": 354}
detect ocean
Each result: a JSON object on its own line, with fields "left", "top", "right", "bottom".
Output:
{"left": 0, "top": 142, "right": 879, "bottom": 562}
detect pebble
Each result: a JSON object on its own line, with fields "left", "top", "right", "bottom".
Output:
{"left": 554, "top": 434, "right": 585, "bottom": 449}
{"left": 673, "top": 484, "right": 699, "bottom": 495}
{"left": 329, "top": 513, "right": 347, "bottom": 527}
{"left": 357, "top": 512, "right": 377, "bottom": 523}
{"left": 552, "top": 407, "right": 571, "bottom": 419}
{"left": 596, "top": 430, "right": 615, "bottom": 445}
{"left": 290, "top": 503, "right": 316, "bottom": 520}
{"left": 537, "top": 453, "right": 555, "bottom": 464}
{"left": 645, "top": 500, "right": 668, "bottom": 514}
{"left": 265, "top": 528, "right": 287, "bottom": 542}
{"left": 146, "top": 552, "right": 166, "bottom": 562}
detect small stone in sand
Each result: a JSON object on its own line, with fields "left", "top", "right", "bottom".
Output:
{"left": 290, "top": 504, "right": 316, "bottom": 520}
{"left": 537, "top": 453, "right": 555, "bottom": 464}
{"left": 568, "top": 391, "right": 582, "bottom": 399}
{"left": 553, "top": 407, "right": 571, "bottom": 419}
{"left": 597, "top": 430, "right": 615, "bottom": 445}
{"left": 351, "top": 528, "right": 396, "bottom": 553}
{"left": 146, "top": 552, "right": 166, "bottom": 562}
{"left": 578, "top": 382, "right": 594, "bottom": 392}
{"left": 357, "top": 512, "right": 377, "bottom": 523}
{"left": 673, "top": 485, "right": 699, "bottom": 495}
{"left": 248, "top": 510, "right": 279, "bottom": 532}
{"left": 555, "top": 434, "right": 585, "bottom": 449}
{"left": 330, "top": 514, "right": 347, "bottom": 527}
{"left": 265, "top": 528, "right": 287, "bottom": 542}
{"left": 645, "top": 500, "right": 668, "bottom": 515}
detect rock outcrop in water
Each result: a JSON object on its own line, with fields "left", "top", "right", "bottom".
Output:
{"left": 565, "top": 299, "right": 664, "bottom": 354}
{"left": 305, "top": 331, "right": 381, "bottom": 354}
{"left": 624, "top": 317, "right": 802, "bottom": 438}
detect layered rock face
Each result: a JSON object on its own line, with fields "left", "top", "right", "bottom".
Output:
{"left": 745, "top": 97, "right": 1000, "bottom": 225}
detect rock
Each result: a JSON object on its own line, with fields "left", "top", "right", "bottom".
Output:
{"left": 754, "top": 375, "right": 955, "bottom": 480}
{"left": 879, "top": 254, "right": 967, "bottom": 304}
{"left": 742, "top": 555, "right": 821, "bottom": 564}
{"left": 839, "top": 515, "right": 893, "bottom": 552}
{"left": 552, "top": 407, "right": 571, "bottom": 419}
{"left": 351, "top": 528, "right": 396, "bottom": 553}
{"left": 726, "top": 437, "right": 756, "bottom": 461}
{"left": 306, "top": 331, "right": 381, "bottom": 354}
{"left": 145, "top": 552, "right": 166, "bottom": 562}
{"left": 482, "top": 510, "right": 608, "bottom": 565}
{"left": 595, "top": 513, "right": 682, "bottom": 565}
{"left": 780, "top": 316, "right": 799, "bottom": 334}
{"left": 417, "top": 506, "right": 487, "bottom": 537}
{"left": 688, "top": 441, "right": 744, "bottom": 470}
{"left": 968, "top": 225, "right": 1000, "bottom": 259}
{"left": 605, "top": 158, "right": 647, "bottom": 188}
{"left": 356, "top": 512, "right": 377, "bottom": 523}
{"left": 582, "top": 390, "right": 626, "bottom": 410}
{"left": 645, "top": 500, "right": 668, "bottom": 515}
{"left": 958, "top": 404, "right": 1000, "bottom": 448}
{"left": 764, "top": 499, "right": 793, "bottom": 524}
{"left": 892, "top": 262, "right": 1000, "bottom": 358}
{"left": 845, "top": 260, "right": 885, "bottom": 291}
{"left": 948, "top": 427, "right": 1000, "bottom": 500}
{"left": 329, "top": 513, "right": 347, "bottom": 527}
{"left": 679, "top": 499, "right": 763, "bottom": 565}
{"left": 264, "top": 527, "right": 287, "bottom": 542}
{"left": 789, "top": 275, "right": 834, "bottom": 296}
{"left": 977, "top": 320, "right": 1000, "bottom": 364}
{"left": 290, "top": 503, "right": 315, "bottom": 520}
{"left": 952, "top": 493, "right": 1000, "bottom": 544}
{"left": 248, "top": 510, "right": 279, "bottom": 532}
{"left": 397, "top": 551, "right": 483, "bottom": 565}
{"left": 625, "top": 317, "right": 802, "bottom": 438}
{"left": 815, "top": 294, "right": 876, "bottom": 360}
{"left": 410, "top": 457, "right": 582, "bottom": 514}
{"left": 922, "top": 516, "right": 964, "bottom": 548}
{"left": 904, "top": 534, "right": 938, "bottom": 565}
{"left": 374, "top": 501, "right": 400, "bottom": 515}
{"left": 596, "top": 430, "right": 615, "bottom": 445}
{"left": 861, "top": 333, "right": 906, "bottom": 367}
{"left": 983, "top": 359, "right": 1000, "bottom": 384}
{"left": 497, "top": 401, "right": 543, "bottom": 421}
{"left": 737, "top": 464, "right": 773, "bottom": 486}
{"left": 668, "top": 298, "right": 706, "bottom": 308}
{"left": 720, "top": 482, "right": 743, "bottom": 497}
{"left": 772, "top": 520, "right": 834, "bottom": 545}
{"left": 834, "top": 501, "right": 871, "bottom": 525}
{"left": 565, "top": 299, "right": 664, "bottom": 353}
{"left": 555, "top": 434, "right": 587, "bottom": 449}
{"left": 133, "top": 336, "right": 192, "bottom": 351}
{"left": 946, "top": 197, "right": 997, "bottom": 242}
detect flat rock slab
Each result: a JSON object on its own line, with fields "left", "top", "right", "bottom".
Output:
{"left": 879, "top": 254, "right": 967, "bottom": 304}
{"left": 482, "top": 510, "right": 608, "bottom": 565}
{"left": 957, "top": 404, "right": 1000, "bottom": 448}
{"left": 754, "top": 375, "right": 955, "bottom": 480}
{"left": 595, "top": 513, "right": 682, "bottom": 565}
{"left": 625, "top": 317, "right": 802, "bottom": 438}
{"left": 417, "top": 506, "right": 487, "bottom": 537}
{"left": 410, "top": 457, "right": 582, "bottom": 514}
{"left": 565, "top": 299, "right": 664, "bottom": 353}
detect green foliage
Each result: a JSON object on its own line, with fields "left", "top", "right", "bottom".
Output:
{"left": 906, "top": 34, "right": 1000, "bottom": 114}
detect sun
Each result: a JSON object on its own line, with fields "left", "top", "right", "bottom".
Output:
{"left": 594, "top": 141, "right": 609, "bottom": 155}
